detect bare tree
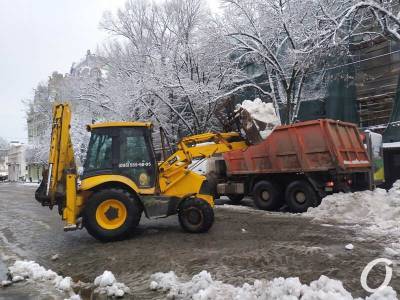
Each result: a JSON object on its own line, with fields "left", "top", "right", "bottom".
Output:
{"left": 28, "top": 0, "right": 374, "bottom": 159}
{"left": 99, "top": 0, "right": 244, "bottom": 142}
{"left": 333, "top": 1, "right": 400, "bottom": 43}
{"left": 221, "top": 0, "right": 350, "bottom": 123}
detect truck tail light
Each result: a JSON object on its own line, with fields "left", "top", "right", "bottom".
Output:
{"left": 326, "top": 181, "right": 334, "bottom": 187}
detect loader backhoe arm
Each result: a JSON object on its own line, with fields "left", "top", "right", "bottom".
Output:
{"left": 158, "top": 132, "right": 247, "bottom": 185}
{"left": 35, "top": 104, "right": 76, "bottom": 211}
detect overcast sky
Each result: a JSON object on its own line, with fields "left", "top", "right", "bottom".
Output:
{"left": 0, "top": 0, "right": 127, "bottom": 143}
{"left": 0, "top": 0, "right": 220, "bottom": 144}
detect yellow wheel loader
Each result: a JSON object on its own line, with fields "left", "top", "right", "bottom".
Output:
{"left": 35, "top": 104, "right": 247, "bottom": 241}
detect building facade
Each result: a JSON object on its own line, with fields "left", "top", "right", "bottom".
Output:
{"left": 7, "top": 142, "right": 26, "bottom": 182}
{"left": 295, "top": 36, "right": 400, "bottom": 188}
{"left": 26, "top": 50, "right": 107, "bottom": 180}
{"left": 0, "top": 149, "right": 8, "bottom": 180}
{"left": 27, "top": 164, "right": 43, "bottom": 183}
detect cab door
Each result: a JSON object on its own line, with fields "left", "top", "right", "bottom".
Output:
{"left": 117, "top": 127, "right": 157, "bottom": 189}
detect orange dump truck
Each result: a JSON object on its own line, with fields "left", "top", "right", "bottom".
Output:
{"left": 208, "top": 119, "right": 372, "bottom": 212}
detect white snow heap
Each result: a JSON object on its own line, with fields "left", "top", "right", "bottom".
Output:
{"left": 345, "top": 244, "right": 354, "bottom": 250}
{"left": 7, "top": 260, "right": 79, "bottom": 298}
{"left": 9, "top": 260, "right": 58, "bottom": 281}
{"left": 6, "top": 261, "right": 130, "bottom": 299}
{"left": 238, "top": 98, "right": 280, "bottom": 125}
{"left": 149, "top": 270, "right": 397, "bottom": 300}
{"left": 305, "top": 181, "right": 400, "bottom": 238}
{"left": 94, "top": 270, "right": 130, "bottom": 297}
{"left": 237, "top": 98, "right": 280, "bottom": 139}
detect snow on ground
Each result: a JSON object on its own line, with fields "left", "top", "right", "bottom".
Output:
{"left": 149, "top": 270, "right": 397, "bottom": 300}
{"left": 305, "top": 181, "right": 400, "bottom": 256}
{"left": 94, "top": 270, "right": 130, "bottom": 297}
{"left": 305, "top": 182, "right": 400, "bottom": 238}
{"left": 6, "top": 260, "right": 80, "bottom": 299}
{"left": 4, "top": 260, "right": 130, "bottom": 299}
{"left": 21, "top": 182, "right": 40, "bottom": 186}
{"left": 384, "top": 243, "right": 400, "bottom": 257}
{"left": 216, "top": 204, "right": 255, "bottom": 212}
{"left": 345, "top": 244, "right": 354, "bottom": 250}
{"left": 216, "top": 203, "right": 287, "bottom": 217}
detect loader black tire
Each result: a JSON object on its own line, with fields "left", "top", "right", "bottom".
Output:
{"left": 227, "top": 194, "right": 244, "bottom": 204}
{"left": 285, "top": 180, "right": 318, "bottom": 213}
{"left": 83, "top": 189, "right": 142, "bottom": 242}
{"left": 178, "top": 198, "right": 214, "bottom": 233}
{"left": 252, "top": 180, "right": 282, "bottom": 211}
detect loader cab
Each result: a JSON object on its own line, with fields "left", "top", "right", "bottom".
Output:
{"left": 83, "top": 122, "right": 157, "bottom": 188}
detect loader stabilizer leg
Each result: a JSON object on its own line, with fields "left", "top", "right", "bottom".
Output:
{"left": 35, "top": 168, "right": 51, "bottom": 206}
{"left": 62, "top": 173, "right": 80, "bottom": 231}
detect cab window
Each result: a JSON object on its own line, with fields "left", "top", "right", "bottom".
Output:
{"left": 84, "top": 132, "right": 113, "bottom": 171}
{"left": 120, "top": 135, "right": 150, "bottom": 163}
{"left": 119, "top": 128, "right": 156, "bottom": 187}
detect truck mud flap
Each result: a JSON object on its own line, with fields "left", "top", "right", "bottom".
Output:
{"left": 304, "top": 174, "right": 326, "bottom": 199}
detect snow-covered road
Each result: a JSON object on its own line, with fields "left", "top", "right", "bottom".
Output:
{"left": 0, "top": 183, "right": 398, "bottom": 299}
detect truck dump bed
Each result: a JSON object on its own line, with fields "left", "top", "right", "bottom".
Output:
{"left": 224, "top": 119, "right": 371, "bottom": 175}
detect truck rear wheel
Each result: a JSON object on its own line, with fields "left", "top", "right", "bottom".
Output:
{"left": 178, "top": 198, "right": 214, "bottom": 233}
{"left": 83, "top": 189, "right": 142, "bottom": 242}
{"left": 285, "top": 180, "right": 318, "bottom": 213}
{"left": 227, "top": 194, "right": 244, "bottom": 204}
{"left": 252, "top": 181, "right": 282, "bottom": 210}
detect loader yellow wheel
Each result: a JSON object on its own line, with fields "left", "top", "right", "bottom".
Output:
{"left": 95, "top": 199, "right": 127, "bottom": 230}
{"left": 83, "top": 189, "right": 142, "bottom": 242}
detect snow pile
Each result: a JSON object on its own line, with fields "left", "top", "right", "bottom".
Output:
{"left": 7, "top": 260, "right": 80, "bottom": 298}
{"left": 1, "top": 280, "right": 12, "bottom": 287}
{"left": 345, "top": 244, "right": 354, "bottom": 250}
{"left": 305, "top": 182, "right": 400, "bottom": 238}
{"left": 237, "top": 98, "right": 280, "bottom": 139}
{"left": 149, "top": 270, "right": 397, "bottom": 300}
{"left": 0, "top": 275, "right": 25, "bottom": 287}
{"left": 94, "top": 270, "right": 130, "bottom": 297}
{"left": 6, "top": 260, "right": 130, "bottom": 298}
{"left": 238, "top": 98, "right": 280, "bottom": 125}
{"left": 9, "top": 260, "right": 61, "bottom": 282}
